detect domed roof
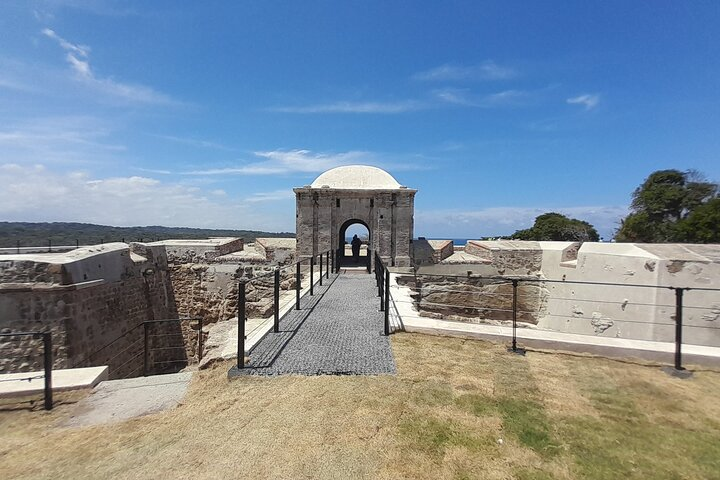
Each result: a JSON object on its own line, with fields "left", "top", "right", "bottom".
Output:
{"left": 310, "top": 165, "right": 402, "bottom": 189}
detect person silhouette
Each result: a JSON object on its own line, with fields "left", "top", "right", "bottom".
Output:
{"left": 351, "top": 234, "right": 361, "bottom": 262}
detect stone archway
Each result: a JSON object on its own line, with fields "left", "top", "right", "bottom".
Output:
{"left": 294, "top": 165, "right": 416, "bottom": 270}
{"left": 338, "top": 218, "right": 370, "bottom": 267}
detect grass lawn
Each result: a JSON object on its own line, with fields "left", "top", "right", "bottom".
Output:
{"left": 1, "top": 333, "right": 719, "bottom": 479}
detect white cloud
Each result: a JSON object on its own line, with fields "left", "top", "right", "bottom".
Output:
{"left": 42, "top": 28, "right": 90, "bottom": 57}
{"left": 415, "top": 205, "right": 628, "bottom": 240}
{"left": 245, "top": 189, "right": 295, "bottom": 203}
{"left": 42, "top": 28, "right": 178, "bottom": 106}
{"left": 272, "top": 88, "right": 532, "bottom": 114}
{"left": 183, "top": 149, "right": 373, "bottom": 176}
{"left": 567, "top": 93, "right": 600, "bottom": 110}
{"left": 0, "top": 116, "right": 125, "bottom": 165}
{"left": 433, "top": 88, "right": 529, "bottom": 107}
{"left": 269, "top": 100, "right": 423, "bottom": 114}
{"left": 413, "top": 61, "right": 516, "bottom": 81}
{"left": 0, "top": 164, "right": 291, "bottom": 231}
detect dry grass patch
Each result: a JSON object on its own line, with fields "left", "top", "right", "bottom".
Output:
{"left": 1, "top": 333, "right": 719, "bottom": 479}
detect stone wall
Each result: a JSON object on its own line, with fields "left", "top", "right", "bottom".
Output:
{"left": 0, "top": 237, "right": 305, "bottom": 377}
{"left": 294, "top": 187, "right": 416, "bottom": 268}
{"left": 0, "top": 243, "right": 178, "bottom": 377}
{"left": 402, "top": 275, "right": 547, "bottom": 325}
{"left": 410, "top": 240, "right": 720, "bottom": 347}
{"left": 161, "top": 238, "right": 244, "bottom": 263}
{"left": 169, "top": 262, "right": 300, "bottom": 322}
{"left": 412, "top": 239, "right": 454, "bottom": 266}
{"left": 464, "top": 240, "right": 543, "bottom": 275}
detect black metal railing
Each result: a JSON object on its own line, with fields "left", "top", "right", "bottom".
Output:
{"left": 0, "top": 331, "right": 53, "bottom": 410}
{"left": 67, "top": 317, "right": 204, "bottom": 379}
{"left": 0, "top": 238, "right": 171, "bottom": 255}
{"left": 392, "top": 269, "right": 720, "bottom": 372}
{"left": 236, "top": 250, "right": 335, "bottom": 369}
{"left": 374, "top": 252, "right": 391, "bottom": 336}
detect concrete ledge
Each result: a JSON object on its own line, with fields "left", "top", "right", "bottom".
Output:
{"left": 402, "top": 317, "right": 720, "bottom": 368}
{"left": 0, "top": 279, "right": 106, "bottom": 292}
{"left": 0, "top": 366, "right": 109, "bottom": 398}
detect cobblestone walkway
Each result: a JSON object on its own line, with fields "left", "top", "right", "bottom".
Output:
{"left": 231, "top": 273, "right": 396, "bottom": 376}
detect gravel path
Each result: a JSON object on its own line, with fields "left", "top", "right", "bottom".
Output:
{"left": 231, "top": 272, "right": 396, "bottom": 376}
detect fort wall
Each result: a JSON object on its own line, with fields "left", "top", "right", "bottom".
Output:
{"left": 411, "top": 241, "right": 720, "bottom": 346}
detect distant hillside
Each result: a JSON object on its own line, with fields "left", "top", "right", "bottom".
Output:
{"left": 0, "top": 222, "right": 294, "bottom": 248}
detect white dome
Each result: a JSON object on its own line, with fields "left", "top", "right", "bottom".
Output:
{"left": 310, "top": 165, "right": 402, "bottom": 189}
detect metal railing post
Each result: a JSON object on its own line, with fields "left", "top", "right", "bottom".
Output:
{"left": 384, "top": 269, "right": 390, "bottom": 335}
{"left": 310, "top": 256, "right": 315, "bottom": 296}
{"left": 512, "top": 279, "right": 518, "bottom": 351}
{"left": 143, "top": 322, "right": 149, "bottom": 376}
{"left": 42, "top": 332, "right": 53, "bottom": 410}
{"left": 296, "top": 261, "right": 301, "bottom": 310}
{"left": 238, "top": 280, "right": 246, "bottom": 369}
{"left": 48, "top": 239, "right": 52, "bottom": 253}
{"left": 326, "top": 251, "right": 330, "bottom": 279}
{"left": 674, "top": 287, "right": 685, "bottom": 371}
{"left": 330, "top": 249, "right": 335, "bottom": 273}
{"left": 319, "top": 252, "right": 323, "bottom": 286}
{"left": 274, "top": 267, "right": 280, "bottom": 333}
{"left": 505, "top": 279, "right": 526, "bottom": 355}
{"left": 197, "top": 317, "right": 204, "bottom": 362}
{"left": 76, "top": 239, "right": 79, "bottom": 249}
{"left": 379, "top": 264, "right": 385, "bottom": 311}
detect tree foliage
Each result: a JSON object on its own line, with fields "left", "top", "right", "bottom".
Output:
{"left": 511, "top": 213, "right": 600, "bottom": 242}
{"left": 615, "top": 169, "right": 718, "bottom": 243}
{"left": 0, "top": 222, "right": 294, "bottom": 248}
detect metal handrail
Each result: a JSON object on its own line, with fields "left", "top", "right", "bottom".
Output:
{"left": 409, "top": 269, "right": 720, "bottom": 292}
{"left": 396, "top": 266, "right": 720, "bottom": 371}
{"left": 235, "top": 249, "right": 335, "bottom": 370}
{"left": 0, "top": 331, "right": 53, "bottom": 410}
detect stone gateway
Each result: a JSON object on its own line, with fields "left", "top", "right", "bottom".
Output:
{"left": 294, "top": 165, "right": 416, "bottom": 268}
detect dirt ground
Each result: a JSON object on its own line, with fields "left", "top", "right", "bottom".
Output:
{"left": 1, "top": 333, "right": 719, "bottom": 480}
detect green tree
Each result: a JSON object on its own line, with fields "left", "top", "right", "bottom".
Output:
{"left": 511, "top": 213, "right": 600, "bottom": 242}
{"left": 676, "top": 198, "right": 720, "bottom": 243}
{"left": 615, "top": 169, "right": 718, "bottom": 242}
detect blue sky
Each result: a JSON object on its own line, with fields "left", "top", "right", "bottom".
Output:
{"left": 1, "top": 1, "right": 718, "bottom": 239}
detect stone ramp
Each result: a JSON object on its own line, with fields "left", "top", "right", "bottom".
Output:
{"left": 230, "top": 273, "right": 395, "bottom": 376}
{"left": 63, "top": 372, "right": 192, "bottom": 427}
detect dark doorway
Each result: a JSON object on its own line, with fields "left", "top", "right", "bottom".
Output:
{"left": 338, "top": 219, "right": 370, "bottom": 269}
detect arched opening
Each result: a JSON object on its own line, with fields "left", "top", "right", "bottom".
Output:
{"left": 338, "top": 219, "right": 370, "bottom": 269}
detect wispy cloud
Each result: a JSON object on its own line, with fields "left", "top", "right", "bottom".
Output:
{"left": 416, "top": 205, "right": 627, "bottom": 239}
{"left": 42, "top": 28, "right": 179, "bottom": 106}
{"left": 150, "top": 134, "right": 233, "bottom": 151}
{"left": 413, "top": 61, "right": 516, "bottom": 82}
{"left": 0, "top": 116, "right": 126, "bottom": 165}
{"left": 268, "top": 100, "right": 423, "bottom": 114}
{"left": 0, "top": 76, "right": 36, "bottom": 93}
{"left": 184, "top": 149, "right": 372, "bottom": 176}
{"left": 41, "top": 28, "right": 90, "bottom": 57}
{"left": 245, "top": 189, "right": 295, "bottom": 203}
{"left": 270, "top": 88, "right": 532, "bottom": 115}
{"left": 433, "top": 88, "right": 529, "bottom": 107}
{"left": 567, "top": 93, "right": 600, "bottom": 110}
